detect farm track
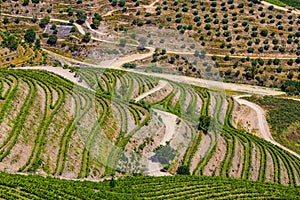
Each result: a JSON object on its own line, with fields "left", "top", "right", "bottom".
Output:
{"left": 233, "top": 95, "right": 300, "bottom": 159}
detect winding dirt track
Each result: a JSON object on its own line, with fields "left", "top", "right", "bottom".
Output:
{"left": 261, "top": 1, "right": 300, "bottom": 14}
{"left": 234, "top": 95, "right": 300, "bottom": 159}
{"left": 15, "top": 66, "right": 90, "bottom": 88}
{"left": 134, "top": 80, "right": 168, "bottom": 102}
{"left": 35, "top": 48, "right": 286, "bottom": 96}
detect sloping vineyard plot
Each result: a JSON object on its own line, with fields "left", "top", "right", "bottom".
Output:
{"left": 0, "top": 33, "right": 45, "bottom": 68}
{"left": 0, "top": 173, "right": 299, "bottom": 199}
{"left": 0, "top": 69, "right": 153, "bottom": 179}
{"left": 1, "top": 67, "right": 300, "bottom": 187}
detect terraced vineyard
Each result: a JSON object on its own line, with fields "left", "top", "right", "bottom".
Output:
{"left": 0, "top": 32, "right": 46, "bottom": 68}
{"left": 0, "top": 173, "right": 300, "bottom": 199}
{"left": 0, "top": 67, "right": 299, "bottom": 188}
{"left": 0, "top": 68, "right": 156, "bottom": 179}
{"left": 1, "top": 0, "right": 300, "bottom": 198}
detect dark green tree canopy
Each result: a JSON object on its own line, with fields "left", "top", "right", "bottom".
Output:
{"left": 24, "top": 28, "right": 36, "bottom": 44}
{"left": 198, "top": 115, "right": 212, "bottom": 134}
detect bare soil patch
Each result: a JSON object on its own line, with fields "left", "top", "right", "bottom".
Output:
{"left": 265, "top": 151, "right": 274, "bottom": 183}
{"left": 229, "top": 139, "right": 244, "bottom": 178}
{"left": 203, "top": 136, "right": 227, "bottom": 176}
{"left": 232, "top": 102, "right": 262, "bottom": 138}
{"left": 190, "top": 132, "right": 207, "bottom": 173}
{"left": 250, "top": 144, "right": 260, "bottom": 181}
{"left": 279, "top": 158, "right": 289, "bottom": 185}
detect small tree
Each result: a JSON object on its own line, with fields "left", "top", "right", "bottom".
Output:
{"left": 15, "top": 17, "right": 20, "bottom": 24}
{"left": 24, "top": 28, "right": 36, "bottom": 43}
{"left": 198, "top": 115, "right": 211, "bottom": 134}
{"left": 76, "top": 10, "right": 87, "bottom": 24}
{"left": 47, "top": 34, "right": 57, "bottom": 45}
{"left": 35, "top": 39, "right": 41, "bottom": 49}
{"left": 23, "top": 0, "right": 29, "bottom": 6}
{"left": 287, "top": 72, "right": 294, "bottom": 79}
{"left": 82, "top": 32, "right": 91, "bottom": 43}
{"left": 3, "top": 17, "right": 9, "bottom": 24}
{"left": 92, "top": 13, "right": 102, "bottom": 29}
{"left": 260, "top": 29, "right": 268, "bottom": 37}
{"left": 39, "top": 16, "right": 50, "bottom": 28}
{"left": 138, "top": 37, "right": 147, "bottom": 50}
{"left": 119, "top": 39, "right": 127, "bottom": 47}
{"left": 119, "top": 0, "right": 126, "bottom": 7}
{"left": 177, "top": 165, "right": 190, "bottom": 175}
{"left": 67, "top": 7, "right": 74, "bottom": 16}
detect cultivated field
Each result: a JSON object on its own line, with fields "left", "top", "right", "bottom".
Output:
{"left": 0, "top": 0, "right": 300, "bottom": 198}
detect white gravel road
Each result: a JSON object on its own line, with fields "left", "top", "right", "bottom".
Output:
{"left": 134, "top": 80, "right": 168, "bottom": 102}
{"left": 234, "top": 95, "right": 300, "bottom": 159}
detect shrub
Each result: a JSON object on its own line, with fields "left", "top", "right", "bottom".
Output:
{"left": 260, "top": 29, "right": 268, "bottom": 37}
{"left": 39, "top": 16, "right": 50, "bottom": 28}
{"left": 123, "top": 63, "right": 136, "bottom": 68}
{"left": 23, "top": 0, "right": 29, "bottom": 6}
{"left": 177, "top": 166, "right": 190, "bottom": 175}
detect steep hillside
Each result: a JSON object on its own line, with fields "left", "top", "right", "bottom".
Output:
{"left": 0, "top": 67, "right": 299, "bottom": 187}
{"left": 1, "top": 0, "right": 299, "bottom": 88}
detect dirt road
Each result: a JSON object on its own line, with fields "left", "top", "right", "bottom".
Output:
{"left": 233, "top": 95, "right": 300, "bottom": 159}
{"left": 136, "top": 71, "right": 285, "bottom": 96}
{"left": 15, "top": 66, "right": 90, "bottom": 89}
{"left": 154, "top": 109, "right": 178, "bottom": 146}
{"left": 134, "top": 80, "right": 168, "bottom": 102}
{"left": 261, "top": 1, "right": 300, "bottom": 14}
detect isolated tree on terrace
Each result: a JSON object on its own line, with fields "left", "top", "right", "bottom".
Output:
{"left": 198, "top": 115, "right": 212, "bottom": 134}
{"left": 82, "top": 32, "right": 91, "bottom": 43}
{"left": 137, "top": 37, "right": 147, "bottom": 50}
{"left": 3, "top": 17, "right": 9, "bottom": 24}
{"left": 92, "top": 13, "right": 102, "bottom": 29}
{"left": 67, "top": 7, "right": 74, "bottom": 16}
{"left": 119, "top": 39, "right": 126, "bottom": 47}
{"left": 24, "top": 28, "right": 36, "bottom": 43}
{"left": 39, "top": 16, "right": 50, "bottom": 28}
{"left": 47, "top": 34, "right": 57, "bottom": 45}
{"left": 76, "top": 10, "right": 87, "bottom": 24}
{"left": 35, "top": 39, "right": 41, "bottom": 49}
{"left": 119, "top": 0, "right": 126, "bottom": 7}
